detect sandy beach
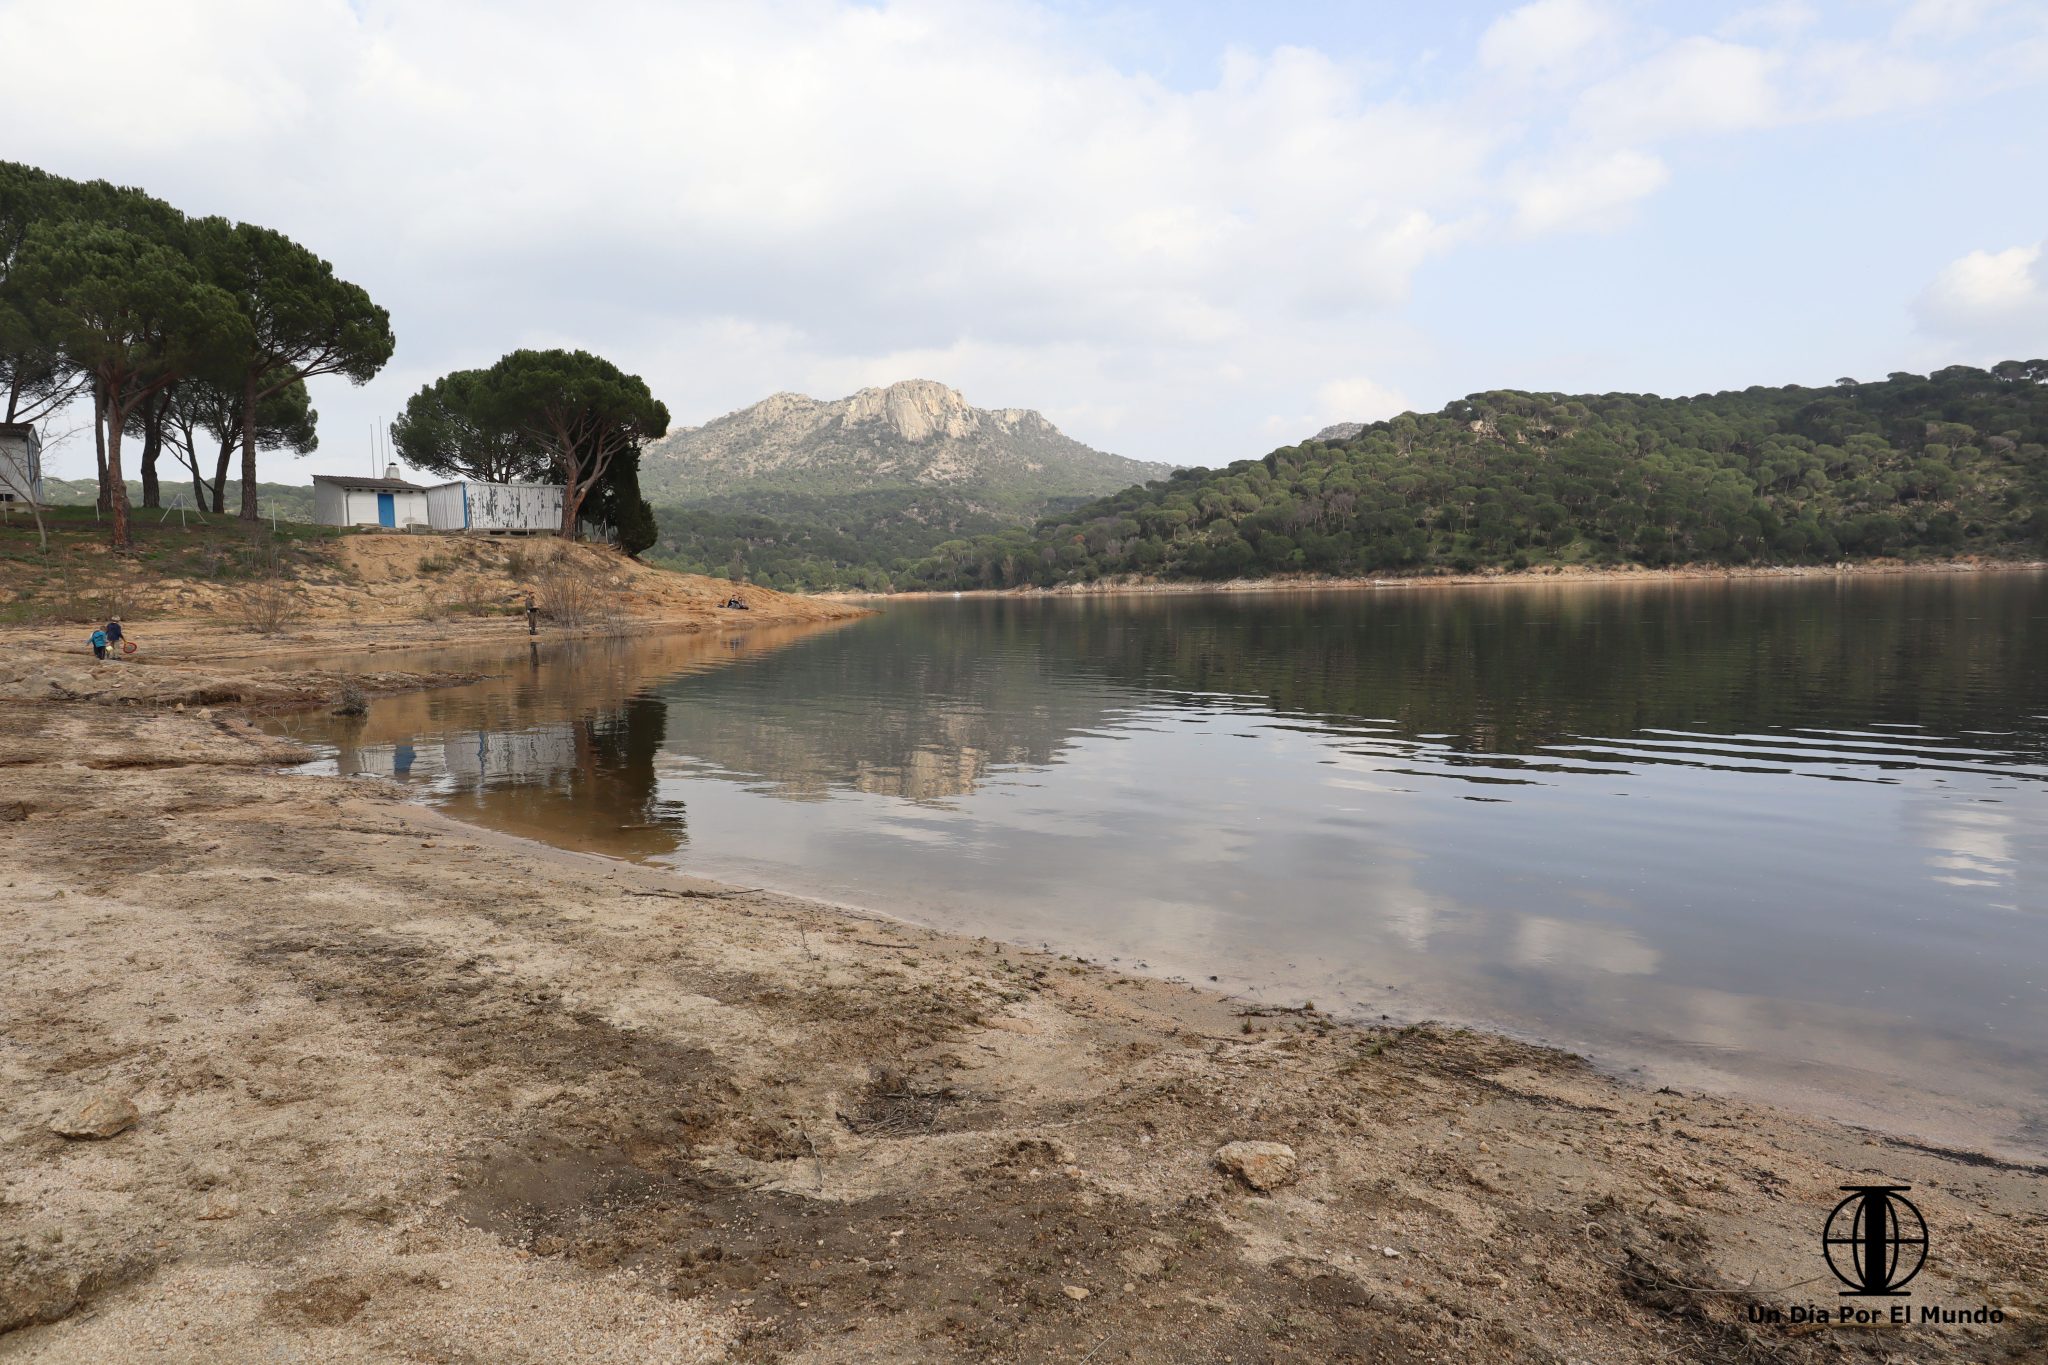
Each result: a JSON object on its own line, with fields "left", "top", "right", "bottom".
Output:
{"left": 0, "top": 621, "right": 2042, "bottom": 1363}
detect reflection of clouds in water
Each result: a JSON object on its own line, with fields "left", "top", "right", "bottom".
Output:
{"left": 1383, "top": 900, "right": 1441, "bottom": 952}
{"left": 1920, "top": 802, "right": 2016, "bottom": 889}
{"left": 1513, "top": 916, "right": 1660, "bottom": 977}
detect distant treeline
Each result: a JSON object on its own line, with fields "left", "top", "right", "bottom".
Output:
{"left": 37, "top": 477, "right": 314, "bottom": 522}
{"left": 891, "top": 364, "right": 2048, "bottom": 589}
{"left": 646, "top": 487, "right": 1092, "bottom": 592}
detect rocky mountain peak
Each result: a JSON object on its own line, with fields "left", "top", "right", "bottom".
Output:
{"left": 640, "top": 379, "right": 1175, "bottom": 507}
{"left": 842, "top": 379, "right": 981, "bottom": 443}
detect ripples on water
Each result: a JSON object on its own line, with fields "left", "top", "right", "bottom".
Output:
{"left": 274, "top": 575, "right": 2048, "bottom": 1157}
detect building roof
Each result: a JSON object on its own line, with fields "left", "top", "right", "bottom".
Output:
{"left": 0, "top": 422, "right": 40, "bottom": 440}
{"left": 311, "top": 473, "right": 426, "bottom": 491}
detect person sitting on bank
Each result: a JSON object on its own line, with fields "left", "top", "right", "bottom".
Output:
{"left": 723, "top": 595, "right": 748, "bottom": 610}
{"left": 89, "top": 627, "right": 109, "bottom": 661}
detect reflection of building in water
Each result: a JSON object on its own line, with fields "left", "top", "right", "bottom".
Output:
{"left": 333, "top": 724, "right": 581, "bottom": 786}
{"left": 325, "top": 698, "right": 686, "bottom": 861}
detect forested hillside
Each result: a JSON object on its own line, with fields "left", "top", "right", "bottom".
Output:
{"left": 648, "top": 488, "right": 1028, "bottom": 592}
{"left": 896, "top": 363, "right": 2048, "bottom": 590}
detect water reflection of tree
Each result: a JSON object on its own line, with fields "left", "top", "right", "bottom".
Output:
{"left": 1045, "top": 577, "right": 2048, "bottom": 765}
{"left": 436, "top": 694, "right": 685, "bottom": 860}
{"left": 652, "top": 609, "right": 1129, "bottom": 801}
{"left": 652, "top": 576, "right": 2048, "bottom": 802}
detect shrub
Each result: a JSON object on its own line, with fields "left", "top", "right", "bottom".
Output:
{"left": 532, "top": 556, "right": 613, "bottom": 628}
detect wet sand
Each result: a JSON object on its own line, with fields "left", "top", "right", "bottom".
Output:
{"left": 1, "top": 634, "right": 2043, "bottom": 1363}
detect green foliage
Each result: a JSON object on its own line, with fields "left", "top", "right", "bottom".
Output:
{"left": 645, "top": 487, "right": 1014, "bottom": 591}
{"left": 597, "top": 451, "right": 658, "bottom": 558}
{"left": 390, "top": 367, "right": 547, "bottom": 483}
{"left": 191, "top": 217, "right": 390, "bottom": 520}
{"left": 395, "top": 349, "right": 668, "bottom": 538}
{"left": 893, "top": 366, "right": 2048, "bottom": 589}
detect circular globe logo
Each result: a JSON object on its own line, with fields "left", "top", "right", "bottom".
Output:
{"left": 1822, "top": 1186, "right": 1928, "bottom": 1296}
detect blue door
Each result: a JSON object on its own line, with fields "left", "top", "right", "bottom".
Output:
{"left": 376, "top": 492, "right": 396, "bottom": 527}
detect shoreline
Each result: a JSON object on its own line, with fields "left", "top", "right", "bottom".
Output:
{"left": 823, "top": 555, "right": 2048, "bottom": 601}
{"left": 2, "top": 636, "right": 2043, "bottom": 1360}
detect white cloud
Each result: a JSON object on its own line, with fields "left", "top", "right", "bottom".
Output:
{"left": 1574, "top": 37, "right": 1782, "bottom": 141}
{"left": 1508, "top": 148, "right": 1669, "bottom": 232}
{"left": 1478, "top": 0, "right": 1618, "bottom": 81}
{"left": 1892, "top": 0, "right": 2001, "bottom": 43}
{"left": 1316, "top": 376, "right": 1411, "bottom": 424}
{"left": 1915, "top": 242, "right": 2048, "bottom": 356}
{"left": 0, "top": 0, "right": 2034, "bottom": 481}
{"left": 1718, "top": 3, "right": 1821, "bottom": 40}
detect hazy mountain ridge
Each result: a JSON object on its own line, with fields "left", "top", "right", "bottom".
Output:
{"left": 640, "top": 379, "right": 1172, "bottom": 510}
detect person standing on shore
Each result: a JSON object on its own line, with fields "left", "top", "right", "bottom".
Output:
{"left": 89, "top": 627, "right": 109, "bottom": 661}
{"left": 105, "top": 619, "right": 125, "bottom": 659}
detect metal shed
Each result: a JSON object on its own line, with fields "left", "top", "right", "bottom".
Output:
{"left": 0, "top": 423, "right": 42, "bottom": 504}
{"left": 425, "top": 480, "right": 564, "bottom": 534}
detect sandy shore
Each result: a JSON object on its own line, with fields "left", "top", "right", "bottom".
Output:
{"left": 1, "top": 636, "right": 2043, "bottom": 1363}
{"left": 827, "top": 556, "right": 2048, "bottom": 600}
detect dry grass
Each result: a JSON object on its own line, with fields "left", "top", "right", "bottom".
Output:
{"left": 531, "top": 554, "right": 614, "bottom": 628}
{"left": 229, "top": 547, "right": 304, "bottom": 636}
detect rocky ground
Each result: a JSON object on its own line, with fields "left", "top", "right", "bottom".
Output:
{"left": 0, "top": 651, "right": 2043, "bottom": 1363}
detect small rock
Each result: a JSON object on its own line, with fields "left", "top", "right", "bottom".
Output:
{"left": 49, "top": 1092, "right": 139, "bottom": 1140}
{"left": 195, "top": 1194, "right": 240, "bottom": 1221}
{"left": 1214, "top": 1140, "right": 1298, "bottom": 1191}
{"left": 1062, "top": 1285, "right": 1090, "bottom": 1301}
{"left": 1382, "top": 1246, "right": 1402, "bottom": 1259}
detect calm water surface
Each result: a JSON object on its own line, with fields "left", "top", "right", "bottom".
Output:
{"left": 273, "top": 575, "right": 2048, "bottom": 1157}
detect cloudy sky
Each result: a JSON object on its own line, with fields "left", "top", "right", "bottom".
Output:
{"left": 5, "top": 0, "right": 2046, "bottom": 482}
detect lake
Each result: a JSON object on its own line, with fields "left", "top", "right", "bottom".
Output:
{"left": 272, "top": 573, "right": 2048, "bottom": 1158}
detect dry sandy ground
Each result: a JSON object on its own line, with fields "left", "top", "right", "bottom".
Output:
{"left": 5, "top": 532, "right": 862, "bottom": 635}
{"left": 0, "top": 655, "right": 2043, "bottom": 1362}
{"left": 0, "top": 546, "right": 863, "bottom": 710}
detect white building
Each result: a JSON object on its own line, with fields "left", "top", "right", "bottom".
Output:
{"left": 425, "top": 479, "right": 564, "bottom": 534}
{"left": 312, "top": 466, "right": 430, "bottom": 529}
{"left": 0, "top": 423, "right": 42, "bottom": 504}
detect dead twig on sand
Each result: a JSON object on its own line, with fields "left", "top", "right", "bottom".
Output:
{"left": 624, "top": 887, "right": 761, "bottom": 900}
{"left": 797, "top": 1119, "right": 824, "bottom": 1190}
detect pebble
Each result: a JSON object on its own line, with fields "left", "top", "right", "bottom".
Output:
{"left": 1062, "top": 1285, "right": 1089, "bottom": 1301}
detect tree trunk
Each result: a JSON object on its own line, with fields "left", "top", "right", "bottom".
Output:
{"left": 559, "top": 457, "right": 583, "bottom": 540}
{"left": 239, "top": 372, "right": 260, "bottom": 521}
{"left": 140, "top": 393, "right": 165, "bottom": 509}
{"left": 211, "top": 433, "right": 233, "bottom": 514}
{"left": 93, "top": 377, "right": 111, "bottom": 515}
{"left": 103, "top": 382, "right": 132, "bottom": 552}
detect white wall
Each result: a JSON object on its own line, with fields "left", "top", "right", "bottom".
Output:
{"left": 316, "top": 484, "right": 429, "bottom": 527}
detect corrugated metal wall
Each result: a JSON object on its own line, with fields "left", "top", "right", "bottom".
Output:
{"left": 469, "top": 481, "right": 563, "bottom": 530}
{"left": 425, "top": 481, "right": 563, "bottom": 531}
{"left": 425, "top": 483, "right": 468, "bottom": 531}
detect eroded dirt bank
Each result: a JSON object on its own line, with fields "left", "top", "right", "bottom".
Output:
{"left": 1, "top": 701, "right": 2043, "bottom": 1362}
